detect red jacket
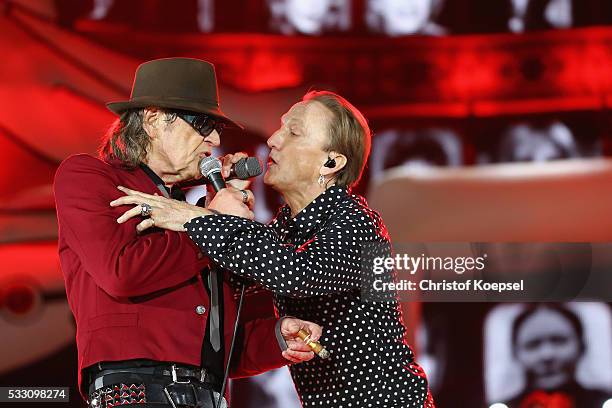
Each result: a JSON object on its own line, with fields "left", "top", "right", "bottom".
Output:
{"left": 54, "top": 154, "right": 286, "bottom": 398}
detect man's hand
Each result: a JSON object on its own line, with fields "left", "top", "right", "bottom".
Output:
{"left": 208, "top": 187, "right": 255, "bottom": 220}
{"left": 112, "top": 186, "right": 206, "bottom": 232}
{"left": 280, "top": 317, "right": 323, "bottom": 364}
{"left": 221, "top": 152, "right": 251, "bottom": 190}
{"left": 205, "top": 152, "right": 254, "bottom": 205}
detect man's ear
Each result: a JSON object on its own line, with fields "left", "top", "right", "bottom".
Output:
{"left": 142, "top": 108, "right": 160, "bottom": 137}
{"left": 320, "top": 152, "right": 347, "bottom": 177}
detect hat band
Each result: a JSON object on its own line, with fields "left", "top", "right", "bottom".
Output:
{"left": 128, "top": 95, "right": 220, "bottom": 109}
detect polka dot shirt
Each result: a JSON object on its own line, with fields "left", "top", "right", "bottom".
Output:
{"left": 185, "top": 186, "right": 435, "bottom": 408}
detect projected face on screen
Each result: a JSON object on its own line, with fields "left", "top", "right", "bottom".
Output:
{"left": 285, "top": 0, "right": 332, "bottom": 34}
{"left": 366, "top": 0, "right": 446, "bottom": 36}
{"left": 368, "top": 128, "right": 462, "bottom": 187}
{"left": 268, "top": 0, "right": 349, "bottom": 35}
{"left": 508, "top": 0, "right": 572, "bottom": 32}
{"left": 513, "top": 307, "right": 582, "bottom": 390}
{"left": 485, "top": 303, "right": 612, "bottom": 408}
{"left": 379, "top": 0, "right": 432, "bottom": 34}
{"left": 497, "top": 120, "right": 578, "bottom": 163}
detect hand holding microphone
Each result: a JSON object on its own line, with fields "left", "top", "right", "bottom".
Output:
{"left": 111, "top": 155, "right": 261, "bottom": 230}
{"left": 218, "top": 152, "right": 259, "bottom": 191}
{"left": 200, "top": 156, "right": 256, "bottom": 219}
{"left": 179, "top": 154, "right": 262, "bottom": 188}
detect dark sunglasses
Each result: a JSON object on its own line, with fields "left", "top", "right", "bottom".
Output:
{"left": 175, "top": 111, "right": 226, "bottom": 137}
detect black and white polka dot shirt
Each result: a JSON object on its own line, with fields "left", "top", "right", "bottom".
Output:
{"left": 185, "top": 186, "right": 434, "bottom": 408}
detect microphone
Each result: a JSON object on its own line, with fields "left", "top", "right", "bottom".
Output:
{"left": 182, "top": 157, "right": 262, "bottom": 188}
{"left": 228, "top": 156, "right": 262, "bottom": 180}
{"left": 199, "top": 157, "right": 226, "bottom": 192}
{"left": 297, "top": 329, "right": 330, "bottom": 359}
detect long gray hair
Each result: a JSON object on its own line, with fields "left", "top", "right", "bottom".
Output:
{"left": 98, "top": 109, "right": 177, "bottom": 168}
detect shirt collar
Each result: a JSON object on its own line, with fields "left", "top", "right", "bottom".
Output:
{"left": 273, "top": 185, "right": 349, "bottom": 239}
{"left": 140, "top": 163, "right": 165, "bottom": 188}
{"left": 139, "top": 164, "right": 186, "bottom": 201}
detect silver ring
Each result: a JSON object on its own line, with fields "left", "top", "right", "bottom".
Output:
{"left": 140, "top": 203, "right": 152, "bottom": 217}
{"left": 240, "top": 190, "right": 248, "bottom": 204}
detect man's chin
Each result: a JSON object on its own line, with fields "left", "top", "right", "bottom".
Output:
{"left": 533, "top": 372, "right": 570, "bottom": 390}
{"left": 263, "top": 170, "right": 272, "bottom": 184}
{"left": 263, "top": 172, "right": 278, "bottom": 189}
{"left": 175, "top": 169, "right": 200, "bottom": 184}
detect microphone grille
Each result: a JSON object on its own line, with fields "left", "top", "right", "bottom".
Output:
{"left": 235, "top": 157, "right": 263, "bottom": 179}
{"left": 199, "top": 156, "right": 222, "bottom": 178}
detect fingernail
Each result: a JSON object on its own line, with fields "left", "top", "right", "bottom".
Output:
{"left": 117, "top": 186, "right": 124, "bottom": 190}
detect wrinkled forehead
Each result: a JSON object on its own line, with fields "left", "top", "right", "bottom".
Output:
{"left": 282, "top": 101, "right": 309, "bottom": 123}
{"left": 283, "top": 101, "right": 332, "bottom": 132}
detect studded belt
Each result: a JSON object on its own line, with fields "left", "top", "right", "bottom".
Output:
{"left": 86, "top": 362, "right": 225, "bottom": 408}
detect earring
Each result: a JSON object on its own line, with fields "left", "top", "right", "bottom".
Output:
{"left": 318, "top": 174, "right": 325, "bottom": 186}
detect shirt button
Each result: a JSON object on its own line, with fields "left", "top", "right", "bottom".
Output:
{"left": 195, "top": 305, "right": 206, "bottom": 315}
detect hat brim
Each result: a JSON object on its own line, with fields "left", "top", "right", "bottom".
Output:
{"left": 106, "top": 97, "right": 244, "bottom": 130}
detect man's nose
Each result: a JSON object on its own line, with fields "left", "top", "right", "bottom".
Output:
{"left": 267, "top": 130, "right": 281, "bottom": 149}
{"left": 207, "top": 130, "right": 221, "bottom": 147}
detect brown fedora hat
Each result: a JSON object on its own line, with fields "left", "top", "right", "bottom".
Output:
{"left": 107, "top": 58, "right": 243, "bottom": 129}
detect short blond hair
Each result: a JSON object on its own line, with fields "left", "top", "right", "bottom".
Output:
{"left": 303, "top": 90, "right": 372, "bottom": 188}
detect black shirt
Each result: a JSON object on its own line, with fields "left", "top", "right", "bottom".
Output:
{"left": 184, "top": 186, "right": 435, "bottom": 407}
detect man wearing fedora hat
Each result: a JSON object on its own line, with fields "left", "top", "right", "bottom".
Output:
{"left": 54, "top": 58, "right": 321, "bottom": 408}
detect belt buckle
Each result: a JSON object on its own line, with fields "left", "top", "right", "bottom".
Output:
{"left": 170, "top": 364, "right": 191, "bottom": 384}
{"left": 163, "top": 378, "right": 201, "bottom": 408}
